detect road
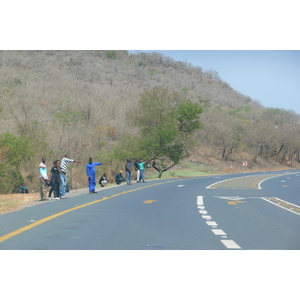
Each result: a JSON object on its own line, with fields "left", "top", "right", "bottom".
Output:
{"left": 0, "top": 170, "right": 299, "bottom": 250}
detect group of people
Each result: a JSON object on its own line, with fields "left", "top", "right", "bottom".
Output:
{"left": 125, "top": 158, "right": 146, "bottom": 185}
{"left": 38, "top": 155, "right": 147, "bottom": 200}
{"left": 39, "top": 154, "right": 81, "bottom": 201}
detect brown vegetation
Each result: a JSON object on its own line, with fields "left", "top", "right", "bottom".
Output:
{"left": 0, "top": 50, "right": 299, "bottom": 194}
{"left": 0, "top": 193, "right": 39, "bottom": 214}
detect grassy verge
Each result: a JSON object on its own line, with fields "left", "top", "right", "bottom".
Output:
{"left": 0, "top": 193, "right": 39, "bottom": 215}
{"left": 144, "top": 161, "right": 217, "bottom": 180}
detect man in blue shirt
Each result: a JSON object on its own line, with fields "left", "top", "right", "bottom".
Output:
{"left": 86, "top": 157, "right": 103, "bottom": 193}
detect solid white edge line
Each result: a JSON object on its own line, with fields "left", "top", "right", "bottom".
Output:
{"left": 273, "top": 197, "right": 300, "bottom": 209}
{"left": 261, "top": 198, "right": 300, "bottom": 216}
{"left": 257, "top": 172, "right": 300, "bottom": 190}
{"left": 206, "top": 171, "right": 300, "bottom": 190}
{"left": 205, "top": 175, "right": 253, "bottom": 189}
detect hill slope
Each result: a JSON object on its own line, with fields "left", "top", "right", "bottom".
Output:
{"left": 0, "top": 50, "right": 299, "bottom": 192}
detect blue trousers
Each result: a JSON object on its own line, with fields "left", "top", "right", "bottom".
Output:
{"left": 51, "top": 178, "right": 60, "bottom": 198}
{"left": 59, "top": 173, "right": 67, "bottom": 197}
{"left": 140, "top": 170, "right": 145, "bottom": 182}
{"left": 88, "top": 176, "right": 96, "bottom": 192}
{"left": 126, "top": 171, "right": 132, "bottom": 184}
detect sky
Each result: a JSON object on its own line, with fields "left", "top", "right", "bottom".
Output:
{"left": 130, "top": 50, "right": 300, "bottom": 115}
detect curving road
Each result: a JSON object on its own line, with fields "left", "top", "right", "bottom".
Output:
{"left": 0, "top": 170, "right": 299, "bottom": 250}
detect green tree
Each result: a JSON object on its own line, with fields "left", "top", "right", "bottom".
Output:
{"left": 0, "top": 134, "right": 33, "bottom": 193}
{"left": 127, "top": 86, "right": 203, "bottom": 178}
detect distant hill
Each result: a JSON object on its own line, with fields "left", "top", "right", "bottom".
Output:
{"left": 0, "top": 50, "right": 299, "bottom": 193}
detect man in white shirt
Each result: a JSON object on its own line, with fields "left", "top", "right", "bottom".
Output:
{"left": 39, "top": 157, "right": 49, "bottom": 201}
{"left": 59, "top": 154, "right": 81, "bottom": 199}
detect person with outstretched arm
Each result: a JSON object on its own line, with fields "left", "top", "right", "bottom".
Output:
{"left": 60, "top": 154, "right": 81, "bottom": 199}
{"left": 86, "top": 157, "right": 103, "bottom": 193}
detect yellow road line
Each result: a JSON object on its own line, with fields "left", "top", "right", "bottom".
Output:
{"left": 143, "top": 200, "right": 157, "bottom": 204}
{"left": 269, "top": 198, "right": 300, "bottom": 212}
{"left": 0, "top": 179, "right": 182, "bottom": 243}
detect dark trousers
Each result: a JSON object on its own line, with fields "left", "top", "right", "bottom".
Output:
{"left": 51, "top": 178, "right": 60, "bottom": 198}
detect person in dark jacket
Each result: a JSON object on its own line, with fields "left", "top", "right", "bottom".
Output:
{"left": 49, "top": 160, "right": 61, "bottom": 199}
{"left": 125, "top": 158, "right": 132, "bottom": 185}
{"left": 20, "top": 183, "right": 29, "bottom": 193}
{"left": 99, "top": 172, "right": 108, "bottom": 187}
{"left": 115, "top": 171, "right": 124, "bottom": 185}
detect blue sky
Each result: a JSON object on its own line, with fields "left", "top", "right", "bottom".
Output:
{"left": 131, "top": 50, "right": 300, "bottom": 115}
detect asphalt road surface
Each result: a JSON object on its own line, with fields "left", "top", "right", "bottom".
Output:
{"left": 1, "top": 170, "right": 299, "bottom": 250}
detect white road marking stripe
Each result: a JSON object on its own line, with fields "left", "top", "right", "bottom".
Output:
{"left": 221, "top": 240, "right": 241, "bottom": 249}
{"left": 196, "top": 196, "right": 241, "bottom": 249}
{"left": 197, "top": 196, "right": 204, "bottom": 206}
{"left": 261, "top": 198, "right": 300, "bottom": 216}
{"left": 205, "top": 176, "right": 251, "bottom": 189}
{"left": 214, "top": 196, "right": 246, "bottom": 201}
{"left": 272, "top": 197, "right": 300, "bottom": 209}
{"left": 212, "top": 229, "right": 226, "bottom": 235}
{"left": 256, "top": 173, "right": 300, "bottom": 189}
{"left": 206, "top": 221, "right": 218, "bottom": 226}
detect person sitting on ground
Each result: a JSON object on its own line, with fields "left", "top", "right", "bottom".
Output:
{"left": 99, "top": 172, "right": 109, "bottom": 187}
{"left": 115, "top": 171, "right": 124, "bottom": 185}
{"left": 20, "top": 183, "right": 29, "bottom": 193}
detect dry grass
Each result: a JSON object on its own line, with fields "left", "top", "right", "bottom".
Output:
{"left": 0, "top": 193, "right": 39, "bottom": 215}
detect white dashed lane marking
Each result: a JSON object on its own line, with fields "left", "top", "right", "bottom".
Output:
{"left": 221, "top": 240, "right": 241, "bottom": 249}
{"left": 197, "top": 196, "right": 242, "bottom": 250}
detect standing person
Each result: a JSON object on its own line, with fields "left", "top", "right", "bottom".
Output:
{"left": 125, "top": 158, "right": 132, "bottom": 185}
{"left": 86, "top": 157, "right": 103, "bottom": 193}
{"left": 139, "top": 159, "right": 146, "bottom": 183}
{"left": 99, "top": 172, "right": 108, "bottom": 187}
{"left": 49, "top": 160, "right": 61, "bottom": 200}
{"left": 39, "top": 157, "right": 49, "bottom": 201}
{"left": 48, "top": 160, "right": 56, "bottom": 198}
{"left": 60, "top": 154, "right": 82, "bottom": 199}
{"left": 134, "top": 158, "right": 141, "bottom": 183}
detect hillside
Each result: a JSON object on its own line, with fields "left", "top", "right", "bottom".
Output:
{"left": 0, "top": 50, "right": 299, "bottom": 193}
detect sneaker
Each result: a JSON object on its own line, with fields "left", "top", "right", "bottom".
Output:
{"left": 60, "top": 196, "right": 67, "bottom": 199}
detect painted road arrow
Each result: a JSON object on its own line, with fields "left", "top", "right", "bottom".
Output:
{"left": 143, "top": 200, "right": 157, "bottom": 204}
